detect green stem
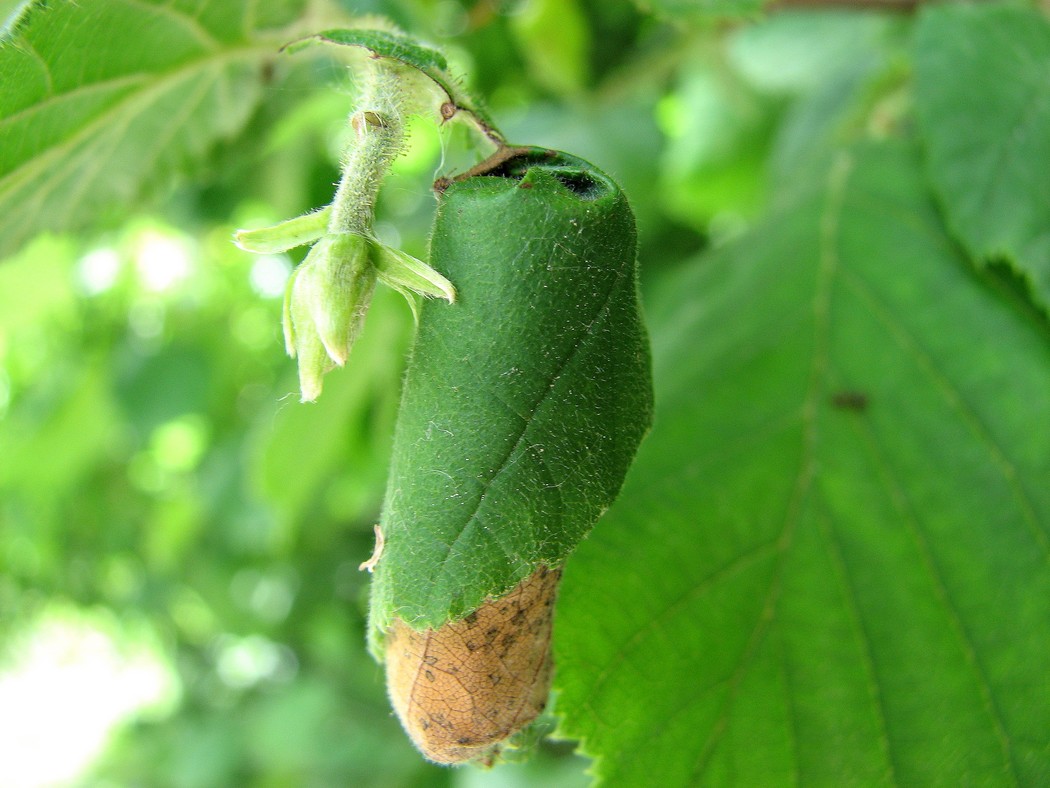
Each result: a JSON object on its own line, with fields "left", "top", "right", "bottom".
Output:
{"left": 328, "top": 61, "right": 406, "bottom": 236}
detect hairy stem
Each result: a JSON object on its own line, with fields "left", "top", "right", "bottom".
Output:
{"left": 328, "top": 61, "right": 406, "bottom": 235}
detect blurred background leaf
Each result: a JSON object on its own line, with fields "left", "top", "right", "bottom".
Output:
{"left": 634, "top": 0, "right": 767, "bottom": 23}
{"left": 914, "top": 3, "right": 1050, "bottom": 314}
{"left": 0, "top": 0, "right": 322, "bottom": 258}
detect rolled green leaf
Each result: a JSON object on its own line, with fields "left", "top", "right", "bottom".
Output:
{"left": 369, "top": 148, "right": 654, "bottom": 645}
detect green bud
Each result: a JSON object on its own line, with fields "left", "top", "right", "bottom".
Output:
{"left": 283, "top": 232, "right": 376, "bottom": 401}
{"left": 233, "top": 50, "right": 464, "bottom": 405}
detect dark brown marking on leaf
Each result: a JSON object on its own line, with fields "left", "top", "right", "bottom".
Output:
{"left": 831, "top": 390, "right": 869, "bottom": 411}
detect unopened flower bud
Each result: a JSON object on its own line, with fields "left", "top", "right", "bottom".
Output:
{"left": 283, "top": 232, "right": 376, "bottom": 401}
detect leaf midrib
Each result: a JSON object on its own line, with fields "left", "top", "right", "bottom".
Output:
{"left": 687, "top": 151, "right": 857, "bottom": 784}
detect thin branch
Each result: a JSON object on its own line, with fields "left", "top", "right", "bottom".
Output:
{"left": 769, "top": 0, "right": 921, "bottom": 11}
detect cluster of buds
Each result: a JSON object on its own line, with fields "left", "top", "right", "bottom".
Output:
{"left": 235, "top": 63, "right": 455, "bottom": 402}
{"left": 235, "top": 209, "right": 454, "bottom": 401}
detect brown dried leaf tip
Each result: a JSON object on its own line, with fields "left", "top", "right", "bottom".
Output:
{"left": 384, "top": 566, "right": 562, "bottom": 764}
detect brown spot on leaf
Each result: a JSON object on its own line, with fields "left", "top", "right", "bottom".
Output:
{"left": 831, "top": 390, "right": 869, "bottom": 412}
{"left": 384, "top": 566, "right": 561, "bottom": 764}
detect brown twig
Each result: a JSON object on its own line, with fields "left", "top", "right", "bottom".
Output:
{"left": 768, "top": 0, "right": 921, "bottom": 11}
{"left": 432, "top": 145, "right": 539, "bottom": 192}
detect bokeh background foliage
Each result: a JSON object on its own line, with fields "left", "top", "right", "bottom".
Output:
{"left": 1, "top": 0, "right": 1049, "bottom": 786}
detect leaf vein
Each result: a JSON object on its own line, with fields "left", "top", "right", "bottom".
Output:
{"left": 581, "top": 537, "right": 780, "bottom": 709}
{"left": 116, "top": 0, "right": 221, "bottom": 51}
{"left": 0, "top": 45, "right": 269, "bottom": 202}
{"left": 689, "top": 150, "right": 856, "bottom": 782}
{"left": 815, "top": 498, "right": 899, "bottom": 785}
{"left": 839, "top": 267, "right": 1050, "bottom": 558}
{"left": 853, "top": 402, "right": 1022, "bottom": 784}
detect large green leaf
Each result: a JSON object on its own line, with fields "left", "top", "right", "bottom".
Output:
{"left": 915, "top": 4, "right": 1050, "bottom": 314}
{"left": 555, "top": 141, "right": 1050, "bottom": 786}
{"left": 0, "top": 0, "right": 308, "bottom": 259}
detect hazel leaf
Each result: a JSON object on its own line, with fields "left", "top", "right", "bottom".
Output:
{"left": 554, "top": 141, "right": 1050, "bottom": 786}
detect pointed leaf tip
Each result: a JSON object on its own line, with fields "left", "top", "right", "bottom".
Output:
{"left": 371, "top": 241, "right": 457, "bottom": 303}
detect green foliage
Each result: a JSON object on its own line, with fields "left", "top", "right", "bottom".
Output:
{"left": 251, "top": 286, "right": 409, "bottom": 536}
{"left": 915, "top": 3, "right": 1050, "bottom": 314}
{"left": 0, "top": 0, "right": 308, "bottom": 258}
{"left": 555, "top": 140, "right": 1050, "bottom": 785}
{"left": 1, "top": 0, "right": 1049, "bottom": 786}
{"left": 509, "top": 0, "right": 591, "bottom": 96}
